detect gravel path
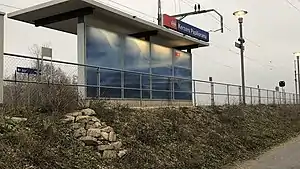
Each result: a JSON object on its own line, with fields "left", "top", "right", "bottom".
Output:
{"left": 233, "top": 135, "right": 300, "bottom": 169}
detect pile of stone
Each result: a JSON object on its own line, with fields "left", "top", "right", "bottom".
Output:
{"left": 63, "top": 108, "right": 127, "bottom": 159}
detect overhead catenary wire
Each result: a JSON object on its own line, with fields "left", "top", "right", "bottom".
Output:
{"left": 285, "top": 0, "right": 300, "bottom": 13}
{"left": 209, "top": 40, "right": 279, "bottom": 70}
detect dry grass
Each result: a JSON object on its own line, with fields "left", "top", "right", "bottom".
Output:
{"left": 90, "top": 103, "right": 300, "bottom": 169}
{"left": 1, "top": 103, "right": 300, "bottom": 169}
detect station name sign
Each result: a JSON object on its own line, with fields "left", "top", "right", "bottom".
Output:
{"left": 163, "top": 14, "right": 209, "bottom": 42}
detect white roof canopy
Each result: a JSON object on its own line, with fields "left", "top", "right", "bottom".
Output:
{"left": 8, "top": 0, "right": 209, "bottom": 49}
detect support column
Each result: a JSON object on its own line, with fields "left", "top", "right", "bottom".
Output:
{"left": 77, "top": 16, "right": 87, "bottom": 99}
{"left": 0, "top": 12, "right": 5, "bottom": 106}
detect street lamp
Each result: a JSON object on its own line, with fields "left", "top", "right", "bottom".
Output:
{"left": 233, "top": 10, "right": 248, "bottom": 105}
{"left": 294, "top": 52, "right": 300, "bottom": 103}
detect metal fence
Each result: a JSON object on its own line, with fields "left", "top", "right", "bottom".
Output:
{"left": 3, "top": 52, "right": 297, "bottom": 106}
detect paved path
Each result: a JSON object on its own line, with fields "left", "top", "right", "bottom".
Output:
{"left": 233, "top": 135, "right": 300, "bottom": 169}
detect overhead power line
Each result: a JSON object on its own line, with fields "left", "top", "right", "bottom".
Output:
{"left": 210, "top": 41, "right": 277, "bottom": 70}
{"left": 104, "top": 0, "right": 157, "bottom": 21}
{"left": 285, "top": 0, "right": 300, "bottom": 13}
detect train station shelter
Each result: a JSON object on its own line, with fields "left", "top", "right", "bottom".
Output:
{"left": 8, "top": 0, "right": 210, "bottom": 106}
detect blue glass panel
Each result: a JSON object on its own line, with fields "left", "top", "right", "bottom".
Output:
{"left": 174, "top": 50, "right": 191, "bottom": 68}
{"left": 152, "top": 91, "right": 171, "bottom": 100}
{"left": 174, "top": 79, "right": 192, "bottom": 100}
{"left": 86, "top": 27, "right": 121, "bottom": 68}
{"left": 124, "top": 72, "right": 140, "bottom": 89}
{"left": 124, "top": 89, "right": 140, "bottom": 99}
{"left": 124, "top": 37, "right": 150, "bottom": 73}
{"left": 142, "top": 90, "right": 150, "bottom": 99}
{"left": 100, "top": 70, "right": 121, "bottom": 87}
{"left": 152, "top": 76, "right": 171, "bottom": 99}
{"left": 86, "top": 67, "right": 98, "bottom": 98}
{"left": 175, "top": 92, "right": 192, "bottom": 100}
{"left": 174, "top": 67, "right": 191, "bottom": 78}
{"left": 100, "top": 87, "right": 121, "bottom": 98}
{"left": 86, "top": 26, "right": 122, "bottom": 99}
{"left": 151, "top": 44, "right": 172, "bottom": 76}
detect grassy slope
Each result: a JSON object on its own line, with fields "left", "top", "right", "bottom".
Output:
{"left": 1, "top": 104, "right": 300, "bottom": 169}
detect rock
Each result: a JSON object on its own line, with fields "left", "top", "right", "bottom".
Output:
{"left": 109, "top": 132, "right": 117, "bottom": 142}
{"left": 5, "top": 117, "right": 27, "bottom": 124}
{"left": 111, "top": 141, "right": 122, "bottom": 150}
{"left": 98, "top": 144, "right": 114, "bottom": 151}
{"left": 11, "top": 117, "right": 28, "bottom": 123}
{"left": 62, "top": 116, "right": 75, "bottom": 123}
{"left": 74, "top": 127, "right": 86, "bottom": 138}
{"left": 86, "top": 121, "right": 101, "bottom": 129}
{"left": 118, "top": 150, "right": 127, "bottom": 158}
{"left": 66, "top": 111, "right": 82, "bottom": 117}
{"left": 79, "top": 136, "right": 98, "bottom": 146}
{"left": 72, "top": 123, "right": 84, "bottom": 130}
{"left": 102, "top": 150, "right": 117, "bottom": 159}
{"left": 76, "top": 116, "right": 92, "bottom": 123}
{"left": 96, "top": 152, "right": 102, "bottom": 158}
{"left": 92, "top": 122, "right": 102, "bottom": 128}
{"left": 100, "top": 132, "right": 109, "bottom": 140}
{"left": 81, "top": 108, "right": 96, "bottom": 116}
{"left": 90, "top": 116, "right": 101, "bottom": 123}
{"left": 97, "top": 141, "right": 104, "bottom": 145}
{"left": 87, "top": 128, "right": 102, "bottom": 138}
{"left": 100, "top": 126, "right": 114, "bottom": 133}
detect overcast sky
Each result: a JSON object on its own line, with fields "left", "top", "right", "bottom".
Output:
{"left": 1, "top": 0, "right": 300, "bottom": 93}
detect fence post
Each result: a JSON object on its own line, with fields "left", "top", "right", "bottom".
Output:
{"left": 273, "top": 91, "right": 275, "bottom": 105}
{"left": 193, "top": 80, "right": 196, "bottom": 106}
{"left": 279, "top": 92, "right": 282, "bottom": 104}
{"left": 250, "top": 87, "right": 253, "bottom": 105}
{"left": 97, "top": 68, "right": 100, "bottom": 98}
{"left": 258, "top": 85, "right": 261, "bottom": 104}
{"left": 209, "top": 77, "right": 215, "bottom": 106}
{"left": 139, "top": 74, "right": 142, "bottom": 107}
{"left": 294, "top": 94, "right": 296, "bottom": 104}
{"left": 266, "top": 90, "right": 269, "bottom": 104}
{"left": 226, "top": 84, "right": 230, "bottom": 105}
{"left": 238, "top": 86, "right": 242, "bottom": 104}
{"left": 0, "top": 12, "right": 4, "bottom": 106}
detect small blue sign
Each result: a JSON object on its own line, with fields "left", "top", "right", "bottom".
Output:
{"left": 16, "top": 67, "right": 40, "bottom": 75}
{"left": 177, "top": 20, "right": 209, "bottom": 42}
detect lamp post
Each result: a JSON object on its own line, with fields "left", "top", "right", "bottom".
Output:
{"left": 233, "top": 10, "right": 248, "bottom": 105}
{"left": 294, "top": 52, "right": 300, "bottom": 103}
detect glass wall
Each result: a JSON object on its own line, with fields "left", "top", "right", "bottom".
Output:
{"left": 124, "top": 37, "right": 150, "bottom": 99}
{"left": 174, "top": 50, "right": 192, "bottom": 100}
{"left": 86, "top": 26, "right": 122, "bottom": 98}
{"left": 85, "top": 26, "right": 192, "bottom": 100}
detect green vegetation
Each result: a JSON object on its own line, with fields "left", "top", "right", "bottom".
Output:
{"left": 1, "top": 103, "right": 300, "bottom": 169}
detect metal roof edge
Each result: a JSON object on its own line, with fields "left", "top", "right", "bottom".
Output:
{"left": 7, "top": 0, "right": 69, "bottom": 18}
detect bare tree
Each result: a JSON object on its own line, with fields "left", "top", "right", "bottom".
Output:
{"left": 4, "top": 44, "right": 82, "bottom": 113}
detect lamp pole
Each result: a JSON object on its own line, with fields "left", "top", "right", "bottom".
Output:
{"left": 294, "top": 60, "right": 298, "bottom": 104}
{"left": 297, "top": 55, "right": 300, "bottom": 103}
{"left": 234, "top": 10, "right": 248, "bottom": 105}
{"left": 294, "top": 52, "right": 300, "bottom": 103}
{"left": 239, "top": 17, "right": 246, "bottom": 105}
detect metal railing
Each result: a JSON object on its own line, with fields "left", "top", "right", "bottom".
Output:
{"left": 3, "top": 52, "right": 297, "bottom": 106}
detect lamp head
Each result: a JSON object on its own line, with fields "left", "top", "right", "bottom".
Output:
{"left": 233, "top": 10, "right": 248, "bottom": 18}
{"left": 294, "top": 52, "right": 300, "bottom": 57}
